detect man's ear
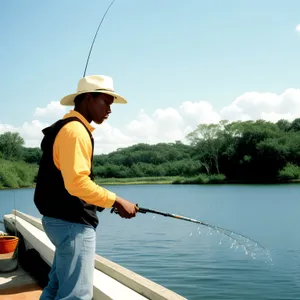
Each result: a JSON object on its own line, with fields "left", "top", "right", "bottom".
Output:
{"left": 86, "top": 93, "right": 95, "bottom": 103}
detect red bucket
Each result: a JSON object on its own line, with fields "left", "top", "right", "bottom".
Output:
{"left": 0, "top": 236, "right": 19, "bottom": 254}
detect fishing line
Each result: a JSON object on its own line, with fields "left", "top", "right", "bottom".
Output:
{"left": 85, "top": 1, "right": 269, "bottom": 260}
{"left": 13, "top": 191, "right": 17, "bottom": 238}
{"left": 111, "top": 206, "right": 269, "bottom": 259}
{"left": 0, "top": 191, "right": 17, "bottom": 228}
{"left": 83, "top": 0, "right": 117, "bottom": 77}
{"left": 140, "top": 207, "right": 265, "bottom": 248}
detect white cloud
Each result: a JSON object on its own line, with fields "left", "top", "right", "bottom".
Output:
{"left": 180, "top": 101, "right": 220, "bottom": 126}
{"left": 34, "top": 101, "right": 66, "bottom": 119}
{"left": 93, "top": 122, "right": 135, "bottom": 154}
{"left": 220, "top": 88, "right": 300, "bottom": 121}
{"left": 296, "top": 24, "right": 300, "bottom": 32}
{"left": 0, "top": 123, "right": 17, "bottom": 134}
{"left": 18, "top": 120, "right": 49, "bottom": 141}
{"left": 126, "top": 107, "right": 185, "bottom": 143}
{"left": 0, "top": 120, "right": 48, "bottom": 148}
{"left": 1, "top": 88, "right": 300, "bottom": 154}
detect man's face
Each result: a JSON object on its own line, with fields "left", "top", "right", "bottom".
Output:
{"left": 89, "top": 93, "right": 114, "bottom": 124}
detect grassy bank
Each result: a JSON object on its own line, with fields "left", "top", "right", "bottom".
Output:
{"left": 95, "top": 174, "right": 226, "bottom": 185}
{"left": 95, "top": 176, "right": 177, "bottom": 185}
{"left": 95, "top": 174, "right": 300, "bottom": 185}
{"left": 1, "top": 172, "right": 299, "bottom": 190}
{"left": 0, "top": 159, "right": 38, "bottom": 189}
{"left": 172, "top": 174, "right": 226, "bottom": 184}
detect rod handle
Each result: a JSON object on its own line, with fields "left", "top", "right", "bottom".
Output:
{"left": 110, "top": 204, "right": 147, "bottom": 214}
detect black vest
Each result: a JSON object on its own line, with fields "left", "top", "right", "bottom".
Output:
{"left": 34, "top": 117, "right": 103, "bottom": 228}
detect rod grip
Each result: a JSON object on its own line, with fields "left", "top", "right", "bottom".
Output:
{"left": 110, "top": 204, "right": 147, "bottom": 214}
{"left": 136, "top": 204, "right": 147, "bottom": 214}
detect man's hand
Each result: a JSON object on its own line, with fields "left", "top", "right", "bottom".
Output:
{"left": 112, "top": 196, "right": 138, "bottom": 219}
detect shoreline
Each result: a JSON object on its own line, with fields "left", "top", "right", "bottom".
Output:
{"left": 96, "top": 179, "right": 300, "bottom": 185}
{"left": 96, "top": 177, "right": 300, "bottom": 185}
{"left": 0, "top": 177, "right": 300, "bottom": 190}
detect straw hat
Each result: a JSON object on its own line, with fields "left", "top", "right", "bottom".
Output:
{"left": 60, "top": 75, "right": 127, "bottom": 105}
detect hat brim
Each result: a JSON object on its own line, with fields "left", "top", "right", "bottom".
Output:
{"left": 60, "top": 90, "right": 127, "bottom": 106}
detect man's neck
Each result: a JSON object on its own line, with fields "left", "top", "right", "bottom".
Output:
{"left": 74, "top": 107, "right": 91, "bottom": 123}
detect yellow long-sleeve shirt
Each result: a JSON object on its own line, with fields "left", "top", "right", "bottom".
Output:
{"left": 53, "top": 110, "right": 116, "bottom": 208}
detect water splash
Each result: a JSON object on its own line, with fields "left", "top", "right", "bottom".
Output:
{"left": 196, "top": 226, "right": 202, "bottom": 235}
{"left": 188, "top": 224, "right": 272, "bottom": 263}
{"left": 143, "top": 206, "right": 272, "bottom": 263}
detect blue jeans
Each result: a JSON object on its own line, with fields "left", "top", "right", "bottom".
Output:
{"left": 40, "top": 216, "right": 96, "bottom": 300}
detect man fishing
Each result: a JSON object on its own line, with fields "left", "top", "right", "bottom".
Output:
{"left": 34, "top": 75, "right": 138, "bottom": 300}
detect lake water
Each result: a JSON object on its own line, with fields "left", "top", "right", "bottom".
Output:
{"left": 0, "top": 184, "right": 299, "bottom": 300}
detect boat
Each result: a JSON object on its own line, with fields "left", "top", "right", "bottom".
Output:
{"left": 1, "top": 210, "right": 187, "bottom": 300}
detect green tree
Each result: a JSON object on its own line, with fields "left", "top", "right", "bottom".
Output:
{"left": 22, "top": 147, "right": 42, "bottom": 164}
{"left": 0, "top": 132, "right": 24, "bottom": 160}
{"left": 186, "top": 122, "right": 225, "bottom": 174}
{"left": 290, "top": 118, "right": 300, "bottom": 132}
{"left": 276, "top": 119, "right": 291, "bottom": 132}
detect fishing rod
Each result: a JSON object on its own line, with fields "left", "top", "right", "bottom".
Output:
{"left": 111, "top": 205, "right": 267, "bottom": 256}
{"left": 83, "top": 0, "right": 117, "bottom": 77}
{"left": 85, "top": 2, "right": 267, "bottom": 258}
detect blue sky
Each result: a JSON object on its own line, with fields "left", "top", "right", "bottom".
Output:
{"left": 1, "top": 0, "right": 300, "bottom": 152}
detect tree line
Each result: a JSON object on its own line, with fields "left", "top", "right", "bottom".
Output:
{"left": 1, "top": 118, "right": 300, "bottom": 188}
